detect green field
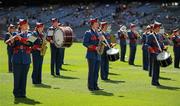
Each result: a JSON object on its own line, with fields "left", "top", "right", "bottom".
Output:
{"left": 0, "top": 40, "right": 180, "bottom": 106}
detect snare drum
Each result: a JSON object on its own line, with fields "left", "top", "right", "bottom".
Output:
{"left": 106, "top": 48, "right": 119, "bottom": 62}
{"left": 157, "top": 51, "right": 172, "bottom": 67}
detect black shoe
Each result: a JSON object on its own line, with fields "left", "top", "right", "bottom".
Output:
{"left": 152, "top": 82, "right": 160, "bottom": 86}
{"left": 15, "top": 95, "right": 26, "bottom": 98}
{"left": 21, "top": 96, "right": 27, "bottom": 98}
{"left": 129, "top": 63, "right": 135, "bottom": 65}
{"left": 33, "top": 82, "right": 41, "bottom": 84}
{"left": 102, "top": 78, "right": 110, "bottom": 81}
{"left": 56, "top": 73, "right": 60, "bottom": 76}
{"left": 88, "top": 87, "right": 95, "bottom": 91}
{"left": 94, "top": 87, "right": 103, "bottom": 90}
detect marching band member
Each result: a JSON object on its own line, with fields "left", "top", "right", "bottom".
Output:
{"left": 118, "top": 26, "right": 128, "bottom": 62}
{"left": 8, "top": 19, "right": 33, "bottom": 98}
{"left": 171, "top": 28, "right": 180, "bottom": 68}
{"left": 99, "top": 21, "right": 111, "bottom": 80}
{"left": 148, "top": 24, "right": 154, "bottom": 77}
{"left": 83, "top": 18, "right": 102, "bottom": 91}
{"left": 58, "top": 23, "right": 65, "bottom": 69}
{"left": 31, "top": 22, "right": 45, "bottom": 84}
{"left": 142, "top": 25, "right": 151, "bottom": 71}
{"left": 47, "top": 18, "right": 61, "bottom": 76}
{"left": 128, "top": 23, "right": 138, "bottom": 65}
{"left": 4, "top": 24, "right": 16, "bottom": 73}
{"left": 147, "top": 21, "right": 166, "bottom": 86}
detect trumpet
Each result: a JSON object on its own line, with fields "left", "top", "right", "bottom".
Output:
{"left": 133, "top": 30, "right": 141, "bottom": 39}
{"left": 119, "top": 25, "right": 128, "bottom": 37}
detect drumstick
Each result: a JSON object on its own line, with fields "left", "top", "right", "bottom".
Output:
{"left": 153, "top": 34, "right": 162, "bottom": 52}
{"left": 101, "top": 35, "right": 111, "bottom": 49}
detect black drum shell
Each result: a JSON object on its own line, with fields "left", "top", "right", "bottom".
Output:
{"left": 107, "top": 52, "right": 119, "bottom": 62}
{"left": 158, "top": 55, "right": 172, "bottom": 67}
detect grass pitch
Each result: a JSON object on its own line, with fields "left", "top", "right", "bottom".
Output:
{"left": 0, "top": 41, "right": 180, "bottom": 106}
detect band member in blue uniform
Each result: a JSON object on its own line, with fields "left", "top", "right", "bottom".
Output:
{"left": 128, "top": 23, "right": 138, "bottom": 65}
{"left": 6, "top": 19, "right": 33, "bottom": 98}
{"left": 148, "top": 24, "right": 154, "bottom": 77}
{"left": 4, "top": 24, "right": 16, "bottom": 73}
{"left": 47, "top": 18, "right": 61, "bottom": 76}
{"left": 118, "top": 26, "right": 127, "bottom": 62}
{"left": 142, "top": 25, "right": 151, "bottom": 71}
{"left": 147, "top": 21, "right": 166, "bottom": 86}
{"left": 99, "top": 21, "right": 114, "bottom": 80}
{"left": 83, "top": 18, "right": 102, "bottom": 91}
{"left": 31, "top": 22, "right": 45, "bottom": 84}
{"left": 171, "top": 28, "right": 180, "bottom": 68}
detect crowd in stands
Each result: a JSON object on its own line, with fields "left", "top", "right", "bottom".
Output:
{"left": 0, "top": 2, "right": 179, "bottom": 40}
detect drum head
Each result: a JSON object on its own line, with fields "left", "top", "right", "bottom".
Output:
{"left": 53, "top": 29, "right": 64, "bottom": 48}
{"left": 106, "top": 48, "right": 119, "bottom": 55}
{"left": 47, "top": 29, "right": 54, "bottom": 37}
{"left": 157, "top": 52, "right": 170, "bottom": 61}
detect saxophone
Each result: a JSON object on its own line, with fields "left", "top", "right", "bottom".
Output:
{"left": 97, "top": 33, "right": 108, "bottom": 55}
{"left": 97, "top": 40, "right": 106, "bottom": 55}
{"left": 40, "top": 32, "right": 48, "bottom": 56}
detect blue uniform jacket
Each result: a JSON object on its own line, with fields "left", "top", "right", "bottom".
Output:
{"left": 128, "top": 31, "right": 137, "bottom": 46}
{"left": 32, "top": 31, "right": 43, "bottom": 51}
{"left": 172, "top": 35, "right": 180, "bottom": 48}
{"left": 146, "top": 33, "right": 164, "bottom": 54}
{"left": 118, "top": 31, "right": 127, "bottom": 45}
{"left": 4, "top": 32, "right": 13, "bottom": 51}
{"left": 83, "top": 29, "right": 101, "bottom": 60}
{"left": 12, "top": 31, "right": 33, "bottom": 64}
{"left": 142, "top": 32, "right": 150, "bottom": 50}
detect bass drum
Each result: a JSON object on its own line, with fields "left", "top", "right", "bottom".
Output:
{"left": 106, "top": 48, "right": 119, "bottom": 62}
{"left": 157, "top": 51, "right": 172, "bottom": 67}
{"left": 53, "top": 26, "right": 73, "bottom": 48}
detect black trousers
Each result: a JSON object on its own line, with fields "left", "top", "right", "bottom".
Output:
{"left": 129, "top": 45, "right": 137, "bottom": 65}
{"left": 13, "top": 63, "right": 30, "bottom": 97}
{"left": 7, "top": 47, "right": 13, "bottom": 72}
{"left": 32, "top": 51, "right": 43, "bottom": 84}
{"left": 174, "top": 47, "right": 180, "bottom": 68}
{"left": 50, "top": 44, "right": 61, "bottom": 75}
{"left": 148, "top": 53, "right": 153, "bottom": 76}
{"left": 142, "top": 48, "right": 149, "bottom": 71}
{"left": 120, "top": 44, "right": 126, "bottom": 61}
{"left": 100, "top": 53, "right": 109, "bottom": 80}
{"left": 87, "top": 59, "right": 100, "bottom": 89}
{"left": 152, "top": 54, "right": 160, "bottom": 84}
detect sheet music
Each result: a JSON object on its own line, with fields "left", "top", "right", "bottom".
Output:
{"left": 28, "top": 35, "right": 37, "bottom": 43}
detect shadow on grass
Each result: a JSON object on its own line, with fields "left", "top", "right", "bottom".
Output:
{"left": 14, "top": 97, "right": 41, "bottom": 105}
{"left": 157, "top": 85, "right": 180, "bottom": 91}
{"left": 118, "top": 95, "right": 125, "bottom": 98}
{"left": 63, "top": 63, "right": 72, "bottom": 66}
{"left": 104, "top": 79, "right": 125, "bottom": 84}
{"left": 159, "top": 76, "right": 174, "bottom": 81}
{"left": 60, "top": 68, "right": 76, "bottom": 72}
{"left": 34, "top": 83, "right": 51, "bottom": 88}
{"left": 91, "top": 90, "right": 114, "bottom": 96}
{"left": 54, "top": 75, "right": 79, "bottom": 80}
{"left": 133, "top": 65, "right": 142, "bottom": 67}
{"left": 109, "top": 72, "right": 120, "bottom": 76}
